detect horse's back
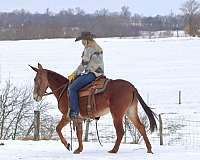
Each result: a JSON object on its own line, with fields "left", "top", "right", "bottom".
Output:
{"left": 109, "top": 79, "right": 135, "bottom": 93}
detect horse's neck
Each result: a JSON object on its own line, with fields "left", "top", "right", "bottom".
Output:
{"left": 47, "top": 72, "right": 69, "bottom": 114}
{"left": 49, "top": 81, "right": 62, "bottom": 92}
{"left": 47, "top": 72, "right": 69, "bottom": 99}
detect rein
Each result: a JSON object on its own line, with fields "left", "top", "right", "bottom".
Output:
{"left": 44, "top": 84, "right": 65, "bottom": 96}
{"left": 44, "top": 83, "right": 68, "bottom": 103}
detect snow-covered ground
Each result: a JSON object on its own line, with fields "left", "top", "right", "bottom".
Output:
{"left": 0, "top": 38, "right": 200, "bottom": 104}
{"left": 1, "top": 37, "right": 200, "bottom": 159}
{"left": 0, "top": 140, "right": 200, "bottom": 160}
{"left": 1, "top": 37, "right": 200, "bottom": 119}
{"left": 1, "top": 37, "right": 200, "bottom": 107}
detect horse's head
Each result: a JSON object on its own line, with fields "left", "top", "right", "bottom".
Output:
{"left": 29, "top": 63, "right": 49, "bottom": 102}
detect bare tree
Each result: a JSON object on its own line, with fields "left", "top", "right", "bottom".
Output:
{"left": 0, "top": 80, "right": 57, "bottom": 140}
{"left": 121, "top": 6, "right": 131, "bottom": 18}
{"left": 0, "top": 80, "right": 17, "bottom": 139}
{"left": 94, "top": 8, "right": 110, "bottom": 16}
{"left": 180, "top": 0, "right": 200, "bottom": 36}
{"left": 75, "top": 7, "right": 85, "bottom": 16}
{"left": 126, "top": 113, "right": 149, "bottom": 144}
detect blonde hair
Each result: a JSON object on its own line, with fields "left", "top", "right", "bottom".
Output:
{"left": 83, "top": 39, "right": 103, "bottom": 53}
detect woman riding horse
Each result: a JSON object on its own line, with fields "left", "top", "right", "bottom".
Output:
{"left": 67, "top": 32, "right": 104, "bottom": 126}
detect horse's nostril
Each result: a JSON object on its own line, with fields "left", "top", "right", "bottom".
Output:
{"left": 33, "top": 96, "right": 37, "bottom": 101}
{"left": 33, "top": 94, "right": 39, "bottom": 101}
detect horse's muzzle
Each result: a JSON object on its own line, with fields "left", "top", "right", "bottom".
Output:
{"left": 33, "top": 94, "right": 42, "bottom": 102}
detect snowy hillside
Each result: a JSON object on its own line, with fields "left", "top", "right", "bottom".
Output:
{"left": 1, "top": 37, "right": 200, "bottom": 113}
{"left": 0, "top": 37, "right": 200, "bottom": 159}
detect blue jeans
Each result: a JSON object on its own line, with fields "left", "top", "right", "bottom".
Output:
{"left": 68, "top": 72, "right": 96, "bottom": 118}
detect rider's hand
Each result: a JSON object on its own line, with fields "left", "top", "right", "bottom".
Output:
{"left": 68, "top": 72, "right": 76, "bottom": 82}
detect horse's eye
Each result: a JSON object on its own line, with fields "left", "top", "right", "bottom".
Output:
{"left": 34, "top": 78, "right": 36, "bottom": 82}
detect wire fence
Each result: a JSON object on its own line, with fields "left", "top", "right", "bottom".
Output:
{"left": 62, "top": 106, "right": 200, "bottom": 151}
{"left": 3, "top": 110, "right": 200, "bottom": 151}
{"left": 150, "top": 114, "right": 200, "bottom": 151}
{"left": 63, "top": 114, "right": 126, "bottom": 143}
{"left": 2, "top": 89, "right": 200, "bottom": 151}
{"left": 62, "top": 113, "right": 150, "bottom": 145}
{"left": 144, "top": 89, "right": 200, "bottom": 106}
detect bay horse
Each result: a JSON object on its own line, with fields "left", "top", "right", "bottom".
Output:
{"left": 29, "top": 63, "right": 157, "bottom": 154}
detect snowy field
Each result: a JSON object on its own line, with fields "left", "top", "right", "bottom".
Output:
{"left": 1, "top": 140, "right": 200, "bottom": 160}
{"left": 1, "top": 37, "right": 200, "bottom": 118}
{"left": 1, "top": 37, "right": 200, "bottom": 159}
{"left": 1, "top": 37, "right": 200, "bottom": 108}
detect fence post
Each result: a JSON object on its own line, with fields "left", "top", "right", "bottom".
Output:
{"left": 84, "top": 119, "right": 90, "bottom": 142}
{"left": 159, "top": 114, "right": 163, "bottom": 145}
{"left": 178, "top": 90, "right": 181, "bottom": 104}
{"left": 34, "top": 110, "right": 40, "bottom": 141}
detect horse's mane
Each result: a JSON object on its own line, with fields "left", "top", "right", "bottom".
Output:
{"left": 45, "top": 69, "right": 68, "bottom": 85}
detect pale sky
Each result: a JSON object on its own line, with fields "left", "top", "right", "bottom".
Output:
{"left": 0, "top": 0, "right": 198, "bottom": 16}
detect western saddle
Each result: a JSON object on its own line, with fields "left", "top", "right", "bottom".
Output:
{"left": 79, "top": 75, "right": 110, "bottom": 118}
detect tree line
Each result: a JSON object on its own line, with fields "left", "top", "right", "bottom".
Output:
{"left": 0, "top": 0, "right": 199, "bottom": 40}
{"left": 0, "top": 7, "right": 185, "bottom": 40}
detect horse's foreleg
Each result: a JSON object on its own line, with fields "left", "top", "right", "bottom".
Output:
{"left": 73, "top": 122, "right": 83, "bottom": 154}
{"left": 56, "top": 115, "right": 70, "bottom": 150}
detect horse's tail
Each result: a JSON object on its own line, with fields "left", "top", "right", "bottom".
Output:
{"left": 135, "top": 89, "right": 157, "bottom": 132}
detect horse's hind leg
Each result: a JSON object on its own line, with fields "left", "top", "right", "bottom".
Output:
{"left": 109, "top": 114, "right": 124, "bottom": 153}
{"left": 127, "top": 106, "right": 153, "bottom": 153}
{"left": 56, "top": 115, "right": 70, "bottom": 150}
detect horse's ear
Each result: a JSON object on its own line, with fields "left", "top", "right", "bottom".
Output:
{"left": 38, "top": 63, "right": 43, "bottom": 70}
{"left": 29, "top": 65, "right": 38, "bottom": 72}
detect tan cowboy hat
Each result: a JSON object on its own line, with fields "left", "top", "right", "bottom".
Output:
{"left": 75, "top": 32, "right": 96, "bottom": 42}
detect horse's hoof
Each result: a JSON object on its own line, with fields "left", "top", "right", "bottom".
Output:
{"left": 73, "top": 149, "right": 81, "bottom": 154}
{"left": 108, "top": 149, "right": 118, "bottom": 153}
{"left": 65, "top": 143, "right": 71, "bottom": 151}
{"left": 0, "top": 143, "right": 4, "bottom": 146}
{"left": 147, "top": 150, "right": 153, "bottom": 154}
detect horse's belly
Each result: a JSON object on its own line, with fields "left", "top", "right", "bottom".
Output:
{"left": 95, "top": 107, "right": 110, "bottom": 117}
{"left": 79, "top": 93, "right": 110, "bottom": 118}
